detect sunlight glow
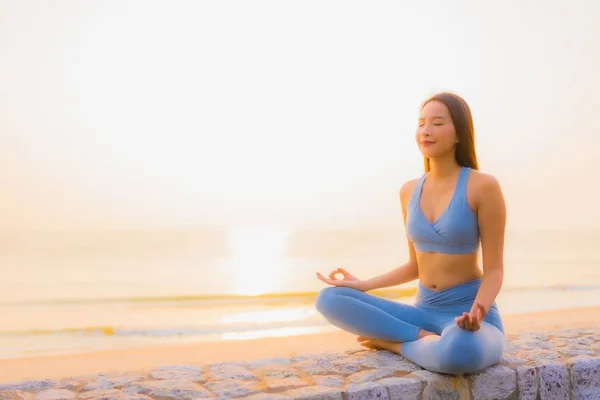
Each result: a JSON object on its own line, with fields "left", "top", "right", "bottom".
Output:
{"left": 228, "top": 227, "right": 289, "bottom": 296}
{"left": 1, "top": 2, "right": 598, "bottom": 231}
{"left": 229, "top": 227, "right": 288, "bottom": 257}
{"left": 220, "top": 326, "right": 330, "bottom": 341}
{"left": 219, "top": 308, "right": 315, "bottom": 325}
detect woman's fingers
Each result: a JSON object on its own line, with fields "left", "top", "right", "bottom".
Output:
{"left": 455, "top": 314, "right": 467, "bottom": 329}
{"left": 317, "top": 272, "right": 334, "bottom": 281}
{"left": 316, "top": 273, "right": 333, "bottom": 284}
{"left": 337, "top": 268, "right": 353, "bottom": 279}
{"left": 471, "top": 314, "right": 481, "bottom": 330}
{"left": 316, "top": 272, "right": 348, "bottom": 287}
{"left": 318, "top": 268, "right": 356, "bottom": 282}
{"left": 330, "top": 268, "right": 349, "bottom": 279}
{"left": 464, "top": 313, "right": 474, "bottom": 331}
{"left": 477, "top": 303, "right": 487, "bottom": 320}
{"left": 456, "top": 310, "right": 486, "bottom": 331}
{"left": 468, "top": 313, "right": 482, "bottom": 331}
{"left": 463, "top": 313, "right": 472, "bottom": 330}
{"left": 336, "top": 268, "right": 349, "bottom": 279}
{"left": 471, "top": 303, "right": 485, "bottom": 331}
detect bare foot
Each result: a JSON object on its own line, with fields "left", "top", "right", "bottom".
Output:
{"left": 356, "top": 330, "right": 441, "bottom": 354}
{"left": 417, "top": 329, "right": 437, "bottom": 339}
{"left": 357, "top": 336, "right": 401, "bottom": 354}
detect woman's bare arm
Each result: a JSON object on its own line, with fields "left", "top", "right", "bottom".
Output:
{"left": 362, "top": 180, "right": 420, "bottom": 291}
{"left": 472, "top": 173, "right": 506, "bottom": 312}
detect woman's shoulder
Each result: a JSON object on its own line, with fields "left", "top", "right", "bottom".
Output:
{"left": 467, "top": 169, "right": 504, "bottom": 203}
{"left": 468, "top": 169, "right": 501, "bottom": 188}
{"left": 399, "top": 177, "right": 421, "bottom": 204}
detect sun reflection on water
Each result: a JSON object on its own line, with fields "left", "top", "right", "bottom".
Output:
{"left": 219, "top": 307, "right": 315, "bottom": 325}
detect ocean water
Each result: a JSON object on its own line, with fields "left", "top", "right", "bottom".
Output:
{"left": 1, "top": 228, "right": 599, "bottom": 359}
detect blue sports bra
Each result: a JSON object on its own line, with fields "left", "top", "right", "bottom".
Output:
{"left": 406, "top": 167, "right": 479, "bottom": 254}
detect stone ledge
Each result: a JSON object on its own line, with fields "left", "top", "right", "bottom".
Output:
{"left": 1, "top": 328, "right": 599, "bottom": 400}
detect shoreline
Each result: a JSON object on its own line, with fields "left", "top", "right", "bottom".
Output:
{"left": 1, "top": 305, "right": 599, "bottom": 384}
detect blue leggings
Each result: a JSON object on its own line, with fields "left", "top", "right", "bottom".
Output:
{"left": 314, "top": 278, "right": 505, "bottom": 375}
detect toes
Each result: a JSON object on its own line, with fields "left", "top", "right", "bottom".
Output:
{"left": 357, "top": 337, "right": 397, "bottom": 352}
{"left": 368, "top": 339, "right": 399, "bottom": 353}
{"left": 362, "top": 340, "right": 380, "bottom": 350}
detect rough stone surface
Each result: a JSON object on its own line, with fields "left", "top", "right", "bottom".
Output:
{"left": 0, "top": 381, "right": 58, "bottom": 392}
{"left": 264, "top": 377, "right": 309, "bottom": 391}
{"left": 411, "top": 370, "right": 470, "bottom": 399}
{"left": 77, "top": 389, "right": 129, "bottom": 399}
{"left": 539, "top": 362, "right": 570, "bottom": 400}
{"left": 148, "top": 366, "right": 205, "bottom": 383}
{"left": 0, "top": 391, "right": 33, "bottom": 400}
{"left": 33, "top": 389, "right": 76, "bottom": 400}
{"left": 516, "top": 365, "right": 538, "bottom": 400}
{"left": 1, "top": 328, "right": 599, "bottom": 399}
{"left": 470, "top": 365, "right": 517, "bottom": 400}
{"left": 78, "top": 388, "right": 153, "bottom": 400}
{"left": 207, "top": 363, "right": 258, "bottom": 381}
{"left": 204, "top": 380, "right": 261, "bottom": 398}
{"left": 123, "top": 380, "right": 212, "bottom": 399}
{"left": 83, "top": 376, "right": 145, "bottom": 392}
{"left": 570, "top": 356, "right": 600, "bottom": 400}
{"left": 345, "top": 382, "right": 387, "bottom": 399}
{"left": 281, "top": 386, "right": 343, "bottom": 400}
{"left": 345, "top": 368, "right": 397, "bottom": 384}
{"left": 378, "top": 377, "right": 423, "bottom": 400}
{"left": 311, "top": 376, "right": 344, "bottom": 388}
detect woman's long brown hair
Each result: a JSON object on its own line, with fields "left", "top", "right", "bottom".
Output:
{"left": 421, "top": 92, "right": 479, "bottom": 172}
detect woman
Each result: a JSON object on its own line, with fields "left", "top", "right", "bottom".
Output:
{"left": 314, "top": 92, "right": 506, "bottom": 375}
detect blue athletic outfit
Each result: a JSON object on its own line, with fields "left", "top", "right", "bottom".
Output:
{"left": 315, "top": 167, "right": 505, "bottom": 375}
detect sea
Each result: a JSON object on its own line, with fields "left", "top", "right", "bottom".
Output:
{"left": 1, "top": 228, "right": 599, "bottom": 360}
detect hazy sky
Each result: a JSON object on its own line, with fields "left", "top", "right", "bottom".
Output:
{"left": 1, "top": 0, "right": 599, "bottom": 231}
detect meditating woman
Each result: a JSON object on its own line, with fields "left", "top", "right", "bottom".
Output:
{"left": 315, "top": 92, "right": 506, "bottom": 375}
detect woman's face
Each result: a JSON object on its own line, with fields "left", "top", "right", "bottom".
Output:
{"left": 415, "top": 100, "right": 458, "bottom": 159}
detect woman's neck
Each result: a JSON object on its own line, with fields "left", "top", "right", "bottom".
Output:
{"left": 427, "top": 155, "right": 461, "bottom": 181}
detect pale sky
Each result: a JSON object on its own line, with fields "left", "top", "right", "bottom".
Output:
{"left": 1, "top": 0, "right": 599, "bottom": 232}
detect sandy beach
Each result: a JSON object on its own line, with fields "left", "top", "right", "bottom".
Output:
{"left": 1, "top": 306, "right": 599, "bottom": 384}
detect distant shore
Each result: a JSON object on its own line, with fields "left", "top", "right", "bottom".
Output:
{"left": 1, "top": 306, "right": 599, "bottom": 384}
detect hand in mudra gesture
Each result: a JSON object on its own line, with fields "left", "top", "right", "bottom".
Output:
{"left": 455, "top": 301, "right": 487, "bottom": 331}
{"left": 316, "top": 268, "right": 367, "bottom": 291}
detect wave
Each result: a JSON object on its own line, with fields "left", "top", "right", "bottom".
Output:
{"left": 0, "top": 287, "right": 418, "bottom": 307}
{"left": 0, "top": 319, "right": 330, "bottom": 338}
{"left": 1, "top": 284, "right": 599, "bottom": 307}
{"left": 2, "top": 284, "right": 599, "bottom": 339}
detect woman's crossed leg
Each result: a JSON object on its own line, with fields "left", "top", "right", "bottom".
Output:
{"left": 315, "top": 286, "right": 437, "bottom": 342}
{"left": 314, "top": 286, "right": 504, "bottom": 375}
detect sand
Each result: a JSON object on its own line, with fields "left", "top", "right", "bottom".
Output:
{"left": 1, "top": 306, "right": 599, "bottom": 384}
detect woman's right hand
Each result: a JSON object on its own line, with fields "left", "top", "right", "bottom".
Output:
{"left": 316, "top": 268, "right": 368, "bottom": 291}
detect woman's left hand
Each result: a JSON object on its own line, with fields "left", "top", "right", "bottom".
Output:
{"left": 455, "top": 301, "right": 487, "bottom": 331}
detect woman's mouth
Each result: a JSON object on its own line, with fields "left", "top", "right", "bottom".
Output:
{"left": 421, "top": 141, "right": 435, "bottom": 147}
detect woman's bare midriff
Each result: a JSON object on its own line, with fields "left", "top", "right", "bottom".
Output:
{"left": 416, "top": 251, "right": 482, "bottom": 291}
